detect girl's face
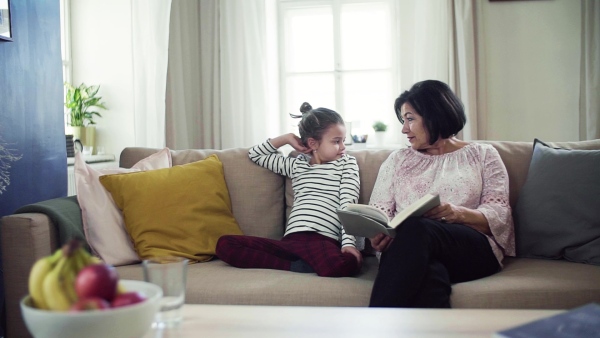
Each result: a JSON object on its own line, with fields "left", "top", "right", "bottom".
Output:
{"left": 310, "top": 123, "right": 347, "bottom": 163}
{"left": 400, "top": 103, "right": 431, "bottom": 151}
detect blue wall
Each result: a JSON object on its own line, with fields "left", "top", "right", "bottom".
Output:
{"left": 0, "top": 0, "right": 66, "bottom": 335}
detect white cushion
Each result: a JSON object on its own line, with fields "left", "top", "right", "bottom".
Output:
{"left": 75, "top": 148, "right": 172, "bottom": 266}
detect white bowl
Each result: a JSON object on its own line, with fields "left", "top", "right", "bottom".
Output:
{"left": 21, "top": 280, "right": 162, "bottom": 338}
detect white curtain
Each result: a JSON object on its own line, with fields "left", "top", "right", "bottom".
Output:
{"left": 131, "top": 0, "right": 172, "bottom": 148}
{"left": 580, "top": 0, "right": 600, "bottom": 140}
{"left": 166, "top": 0, "right": 477, "bottom": 148}
{"left": 166, "top": 0, "right": 220, "bottom": 150}
{"left": 450, "top": 0, "right": 479, "bottom": 141}
{"left": 166, "top": 0, "right": 277, "bottom": 150}
{"left": 396, "top": 0, "right": 479, "bottom": 141}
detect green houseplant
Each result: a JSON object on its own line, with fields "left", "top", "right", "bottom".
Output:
{"left": 372, "top": 121, "right": 388, "bottom": 132}
{"left": 64, "top": 82, "right": 108, "bottom": 127}
{"left": 64, "top": 83, "right": 108, "bottom": 155}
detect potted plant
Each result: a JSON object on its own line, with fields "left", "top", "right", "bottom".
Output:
{"left": 64, "top": 82, "right": 108, "bottom": 154}
{"left": 372, "top": 121, "right": 387, "bottom": 146}
{"left": 372, "top": 121, "right": 388, "bottom": 132}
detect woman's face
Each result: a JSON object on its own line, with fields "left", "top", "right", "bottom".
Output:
{"left": 400, "top": 103, "right": 431, "bottom": 150}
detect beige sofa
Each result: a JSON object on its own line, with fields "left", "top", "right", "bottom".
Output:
{"left": 3, "top": 139, "right": 600, "bottom": 338}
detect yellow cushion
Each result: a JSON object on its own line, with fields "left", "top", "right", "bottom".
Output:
{"left": 99, "top": 155, "right": 243, "bottom": 262}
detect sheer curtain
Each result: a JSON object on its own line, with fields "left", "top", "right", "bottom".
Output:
{"left": 166, "top": 0, "right": 479, "bottom": 149}
{"left": 166, "top": 0, "right": 277, "bottom": 150}
{"left": 580, "top": 0, "right": 600, "bottom": 140}
{"left": 131, "top": 0, "right": 172, "bottom": 148}
{"left": 397, "top": 0, "right": 480, "bottom": 141}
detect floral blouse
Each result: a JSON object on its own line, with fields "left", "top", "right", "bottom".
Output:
{"left": 369, "top": 143, "right": 515, "bottom": 265}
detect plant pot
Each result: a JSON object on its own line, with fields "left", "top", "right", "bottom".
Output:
{"left": 374, "top": 131, "right": 386, "bottom": 146}
{"left": 85, "top": 126, "right": 96, "bottom": 154}
{"left": 66, "top": 126, "right": 96, "bottom": 154}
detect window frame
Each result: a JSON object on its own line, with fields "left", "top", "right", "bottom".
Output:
{"left": 277, "top": 0, "right": 400, "bottom": 138}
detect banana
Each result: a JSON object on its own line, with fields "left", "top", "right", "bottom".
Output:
{"left": 28, "top": 249, "right": 62, "bottom": 310}
{"left": 42, "top": 255, "right": 75, "bottom": 311}
{"left": 29, "top": 239, "right": 108, "bottom": 311}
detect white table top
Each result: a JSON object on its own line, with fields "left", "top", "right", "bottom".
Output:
{"left": 145, "top": 304, "right": 561, "bottom": 338}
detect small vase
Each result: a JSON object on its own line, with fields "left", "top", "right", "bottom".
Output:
{"left": 374, "top": 131, "right": 386, "bottom": 146}
{"left": 85, "top": 126, "right": 96, "bottom": 154}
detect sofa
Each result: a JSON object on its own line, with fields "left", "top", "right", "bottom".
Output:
{"left": 2, "top": 139, "right": 600, "bottom": 338}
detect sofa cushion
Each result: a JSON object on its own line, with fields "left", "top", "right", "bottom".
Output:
{"left": 514, "top": 139, "right": 600, "bottom": 265}
{"left": 451, "top": 257, "right": 600, "bottom": 309}
{"left": 120, "top": 147, "right": 286, "bottom": 240}
{"left": 100, "top": 155, "right": 243, "bottom": 262}
{"left": 75, "top": 148, "right": 172, "bottom": 266}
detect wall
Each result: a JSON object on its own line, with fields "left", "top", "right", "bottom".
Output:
{"left": 481, "top": 0, "right": 581, "bottom": 142}
{"left": 70, "top": 0, "right": 136, "bottom": 158}
{"left": 0, "top": 0, "right": 66, "bottom": 335}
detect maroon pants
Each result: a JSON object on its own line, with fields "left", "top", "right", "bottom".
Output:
{"left": 215, "top": 232, "right": 359, "bottom": 277}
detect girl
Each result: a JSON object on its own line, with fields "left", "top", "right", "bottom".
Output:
{"left": 216, "top": 102, "right": 363, "bottom": 277}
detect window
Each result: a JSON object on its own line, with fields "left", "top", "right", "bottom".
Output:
{"left": 59, "top": 0, "right": 72, "bottom": 129}
{"left": 278, "top": 0, "right": 398, "bottom": 140}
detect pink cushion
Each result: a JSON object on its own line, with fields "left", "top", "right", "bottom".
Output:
{"left": 75, "top": 148, "right": 172, "bottom": 266}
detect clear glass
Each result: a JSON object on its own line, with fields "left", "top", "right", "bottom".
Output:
{"left": 340, "top": 2, "right": 391, "bottom": 70}
{"left": 142, "top": 256, "right": 189, "bottom": 328}
{"left": 341, "top": 71, "right": 393, "bottom": 135}
{"left": 284, "top": 6, "right": 334, "bottom": 73}
{"left": 284, "top": 73, "right": 336, "bottom": 132}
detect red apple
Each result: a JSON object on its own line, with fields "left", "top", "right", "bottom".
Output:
{"left": 70, "top": 297, "right": 111, "bottom": 311}
{"left": 110, "top": 291, "right": 147, "bottom": 308}
{"left": 75, "top": 263, "right": 119, "bottom": 302}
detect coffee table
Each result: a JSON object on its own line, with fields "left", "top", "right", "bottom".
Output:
{"left": 145, "top": 304, "right": 561, "bottom": 337}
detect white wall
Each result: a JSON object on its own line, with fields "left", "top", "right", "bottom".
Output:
{"left": 69, "top": 0, "right": 586, "bottom": 155}
{"left": 480, "top": 0, "right": 581, "bottom": 142}
{"left": 70, "top": 0, "right": 136, "bottom": 158}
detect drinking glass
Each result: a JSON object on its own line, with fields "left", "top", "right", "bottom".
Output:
{"left": 142, "top": 256, "right": 188, "bottom": 328}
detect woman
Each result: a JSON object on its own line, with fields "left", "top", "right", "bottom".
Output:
{"left": 368, "top": 80, "right": 515, "bottom": 307}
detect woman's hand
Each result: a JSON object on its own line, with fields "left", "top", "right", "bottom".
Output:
{"left": 424, "top": 202, "right": 464, "bottom": 224}
{"left": 424, "top": 202, "right": 492, "bottom": 235}
{"left": 369, "top": 233, "right": 394, "bottom": 252}
{"left": 342, "top": 246, "right": 363, "bottom": 268}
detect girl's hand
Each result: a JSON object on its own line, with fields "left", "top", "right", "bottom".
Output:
{"left": 287, "top": 134, "right": 309, "bottom": 153}
{"left": 342, "top": 246, "right": 363, "bottom": 268}
{"left": 370, "top": 233, "right": 393, "bottom": 252}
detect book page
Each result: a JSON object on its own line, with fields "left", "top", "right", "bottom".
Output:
{"left": 344, "top": 204, "right": 390, "bottom": 224}
{"left": 389, "top": 194, "right": 440, "bottom": 229}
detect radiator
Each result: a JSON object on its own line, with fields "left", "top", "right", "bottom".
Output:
{"left": 67, "top": 166, "right": 77, "bottom": 196}
{"left": 67, "top": 158, "right": 117, "bottom": 196}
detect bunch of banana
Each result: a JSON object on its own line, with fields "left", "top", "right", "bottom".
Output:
{"left": 28, "top": 239, "right": 100, "bottom": 311}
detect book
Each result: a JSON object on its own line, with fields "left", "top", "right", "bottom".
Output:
{"left": 494, "top": 302, "right": 600, "bottom": 338}
{"left": 336, "top": 193, "right": 440, "bottom": 238}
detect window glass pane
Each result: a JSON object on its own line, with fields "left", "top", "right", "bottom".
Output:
{"left": 340, "top": 2, "right": 391, "bottom": 70}
{"left": 341, "top": 72, "right": 393, "bottom": 135}
{"left": 284, "top": 6, "right": 334, "bottom": 72}
{"left": 284, "top": 73, "right": 336, "bottom": 131}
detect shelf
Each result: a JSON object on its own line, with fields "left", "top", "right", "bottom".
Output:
{"left": 67, "top": 154, "right": 116, "bottom": 166}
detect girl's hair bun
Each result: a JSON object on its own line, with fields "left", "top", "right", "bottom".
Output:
{"left": 300, "top": 102, "right": 312, "bottom": 114}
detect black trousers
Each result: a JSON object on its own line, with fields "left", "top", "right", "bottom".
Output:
{"left": 369, "top": 217, "right": 500, "bottom": 308}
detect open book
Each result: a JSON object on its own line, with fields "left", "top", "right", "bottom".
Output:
{"left": 337, "top": 194, "right": 440, "bottom": 238}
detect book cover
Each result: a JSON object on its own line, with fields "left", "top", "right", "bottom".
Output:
{"left": 337, "top": 194, "right": 440, "bottom": 238}
{"left": 494, "top": 303, "right": 600, "bottom": 338}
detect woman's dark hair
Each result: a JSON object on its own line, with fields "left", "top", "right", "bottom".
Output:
{"left": 290, "top": 102, "right": 345, "bottom": 146}
{"left": 394, "top": 80, "right": 466, "bottom": 145}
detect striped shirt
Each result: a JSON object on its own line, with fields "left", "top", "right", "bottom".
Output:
{"left": 249, "top": 140, "right": 361, "bottom": 248}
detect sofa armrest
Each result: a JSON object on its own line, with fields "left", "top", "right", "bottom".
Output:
{"left": 1, "top": 213, "right": 60, "bottom": 338}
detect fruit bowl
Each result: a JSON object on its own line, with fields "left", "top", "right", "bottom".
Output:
{"left": 20, "top": 280, "right": 162, "bottom": 338}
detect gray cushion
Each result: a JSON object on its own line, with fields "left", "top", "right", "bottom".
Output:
{"left": 514, "top": 139, "right": 600, "bottom": 265}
